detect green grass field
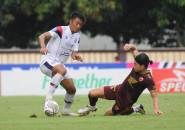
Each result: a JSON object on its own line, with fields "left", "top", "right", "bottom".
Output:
{"left": 0, "top": 94, "right": 185, "bottom": 130}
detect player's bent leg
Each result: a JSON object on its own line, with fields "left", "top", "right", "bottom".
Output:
{"left": 43, "top": 74, "right": 64, "bottom": 113}
{"left": 110, "top": 105, "right": 145, "bottom": 116}
{"left": 60, "top": 79, "right": 76, "bottom": 94}
{"left": 53, "top": 65, "right": 77, "bottom": 116}
{"left": 42, "top": 63, "right": 71, "bottom": 115}
{"left": 43, "top": 73, "right": 64, "bottom": 110}
{"left": 45, "top": 65, "right": 65, "bottom": 100}
{"left": 104, "top": 106, "right": 134, "bottom": 116}
{"left": 109, "top": 102, "right": 134, "bottom": 116}
{"left": 78, "top": 87, "right": 105, "bottom": 116}
{"left": 78, "top": 85, "right": 118, "bottom": 116}
{"left": 88, "top": 87, "right": 105, "bottom": 106}
{"left": 44, "top": 64, "right": 67, "bottom": 101}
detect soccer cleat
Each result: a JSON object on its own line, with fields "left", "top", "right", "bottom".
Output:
{"left": 61, "top": 109, "right": 79, "bottom": 117}
{"left": 137, "top": 104, "right": 146, "bottom": 115}
{"left": 78, "top": 105, "right": 97, "bottom": 116}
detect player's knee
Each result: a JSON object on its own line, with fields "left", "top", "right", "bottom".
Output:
{"left": 66, "top": 87, "right": 76, "bottom": 94}
{"left": 104, "top": 111, "right": 114, "bottom": 116}
{"left": 71, "top": 87, "right": 76, "bottom": 94}
{"left": 120, "top": 107, "right": 133, "bottom": 115}
{"left": 52, "top": 65, "right": 67, "bottom": 76}
{"left": 89, "top": 90, "right": 96, "bottom": 97}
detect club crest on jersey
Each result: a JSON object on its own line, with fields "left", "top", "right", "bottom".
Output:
{"left": 139, "top": 77, "right": 144, "bottom": 82}
{"left": 128, "top": 76, "right": 138, "bottom": 84}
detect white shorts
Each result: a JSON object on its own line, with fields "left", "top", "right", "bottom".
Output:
{"left": 40, "top": 56, "right": 71, "bottom": 79}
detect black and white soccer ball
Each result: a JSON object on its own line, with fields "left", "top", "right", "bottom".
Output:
{"left": 44, "top": 100, "right": 60, "bottom": 116}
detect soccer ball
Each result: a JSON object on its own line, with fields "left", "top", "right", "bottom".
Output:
{"left": 44, "top": 100, "right": 60, "bottom": 116}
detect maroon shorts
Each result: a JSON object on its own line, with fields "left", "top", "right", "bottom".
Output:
{"left": 104, "top": 85, "right": 133, "bottom": 115}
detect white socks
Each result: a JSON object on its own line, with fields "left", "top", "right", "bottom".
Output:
{"left": 45, "top": 73, "right": 64, "bottom": 101}
{"left": 46, "top": 85, "right": 57, "bottom": 101}
{"left": 63, "top": 93, "right": 75, "bottom": 111}
{"left": 51, "top": 73, "right": 64, "bottom": 86}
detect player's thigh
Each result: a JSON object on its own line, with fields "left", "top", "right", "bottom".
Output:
{"left": 52, "top": 64, "right": 67, "bottom": 76}
{"left": 103, "top": 85, "right": 117, "bottom": 100}
{"left": 40, "top": 63, "right": 52, "bottom": 77}
{"left": 60, "top": 78, "right": 76, "bottom": 94}
{"left": 89, "top": 85, "right": 117, "bottom": 99}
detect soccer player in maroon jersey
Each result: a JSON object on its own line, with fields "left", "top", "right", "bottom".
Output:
{"left": 78, "top": 43, "right": 163, "bottom": 116}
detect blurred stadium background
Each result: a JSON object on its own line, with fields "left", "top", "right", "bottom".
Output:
{"left": 0, "top": 0, "right": 185, "bottom": 130}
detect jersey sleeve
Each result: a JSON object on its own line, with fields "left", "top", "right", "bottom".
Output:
{"left": 72, "top": 34, "right": 80, "bottom": 51}
{"left": 145, "top": 75, "right": 156, "bottom": 91}
{"left": 49, "top": 26, "right": 63, "bottom": 38}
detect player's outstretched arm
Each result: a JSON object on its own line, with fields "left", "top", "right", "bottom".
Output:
{"left": 149, "top": 89, "right": 163, "bottom": 116}
{"left": 123, "top": 43, "right": 139, "bottom": 57}
{"left": 38, "top": 32, "right": 51, "bottom": 55}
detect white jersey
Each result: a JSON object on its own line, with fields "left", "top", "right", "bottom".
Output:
{"left": 41, "top": 26, "right": 80, "bottom": 65}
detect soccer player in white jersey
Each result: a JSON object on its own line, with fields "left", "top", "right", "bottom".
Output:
{"left": 38, "top": 12, "right": 85, "bottom": 116}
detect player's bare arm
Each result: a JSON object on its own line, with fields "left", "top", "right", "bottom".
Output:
{"left": 71, "top": 51, "right": 83, "bottom": 62}
{"left": 149, "top": 89, "right": 163, "bottom": 116}
{"left": 38, "top": 32, "right": 52, "bottom": 55}
{"left": 123, "top": 43, "right": 139, "bottom": 57}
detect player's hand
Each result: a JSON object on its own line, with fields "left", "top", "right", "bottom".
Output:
{"left": 75, "top": 55, "right": 83, "bottom": 62}
{"left": 123, "top": 43, "right": 136, "bottom": 51}
{"left": 154, "top": 109, "right": 163, "bottom": 116}
{"left": 40, "top": 47, "right": 48, "bottom": 55}
{"left": 73, "top": 54, "right": 83, "bottom": 62}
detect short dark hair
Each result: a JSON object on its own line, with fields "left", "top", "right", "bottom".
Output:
{"left": 135, "top": 53, "right": 153, "bottom": 68}
{"left": 70, "top": 11, "right": 86, "bottom": 23}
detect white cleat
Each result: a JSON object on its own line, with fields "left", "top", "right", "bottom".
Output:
{"left": 134, "top": 104, "right": 146, "bottom": 115}
{"left": 62, "top": 109, "right": 79, "bottom": 117}
{"left": 78, "top": 105, "right": 97, "bottom": 116}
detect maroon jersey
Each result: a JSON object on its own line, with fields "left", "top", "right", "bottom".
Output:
{"left": 118, "top": 69, "right": 155, "bottom": 103}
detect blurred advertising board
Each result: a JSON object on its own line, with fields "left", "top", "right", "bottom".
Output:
{"left": 153, "top": 69, "right": 185, "bottom": 93}
{"left": 0, "top": 63, "right": 130, "bottom": 96}
{"left": 0, "top": 63, "right": 184, "bottom": 96}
